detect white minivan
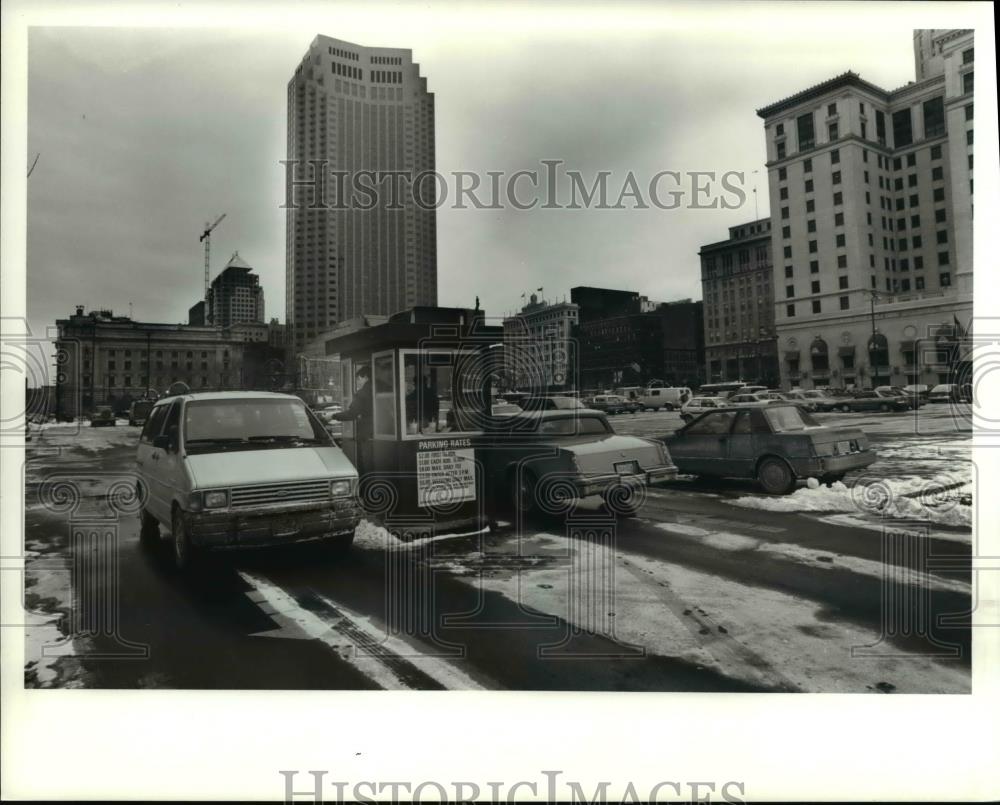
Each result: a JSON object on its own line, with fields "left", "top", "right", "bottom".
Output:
{"left": 136, "top": 390, "right": 361, "bottom": 569}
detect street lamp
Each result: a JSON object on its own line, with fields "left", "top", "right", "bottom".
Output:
{"left": 866, "top": 289, "right": 881, "bottom": 388}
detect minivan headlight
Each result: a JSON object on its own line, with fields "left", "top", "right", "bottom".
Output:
{"left": 330, "top": 479, "right": 353, "bottom": 497}
{"left": 204, "top": 490, "right": 229, "bottom": 509}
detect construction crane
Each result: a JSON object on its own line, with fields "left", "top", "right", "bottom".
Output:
{"left": 198, "top": 213, "right": 226, "bottom": 318}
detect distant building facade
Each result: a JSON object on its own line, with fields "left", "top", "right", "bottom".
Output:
{"left": 502, "top": 293, "right": 579, "bottom": 391}
{"left": 756, "top": 29, "right": 973, "bottom": 389}
{"left": 700, "top": 217, "right": 779, "bottom": 386}
{"left": 570, "top": 286, "right": 704, "bottom": 389}
{"left": 286, "top": 35, "right": 438, "bottom": 356}
{"left": 54, "top": 307, "right": 286, "bottom": 418}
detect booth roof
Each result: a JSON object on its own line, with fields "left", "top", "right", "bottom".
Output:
{"left": 322, "top": 317, "right": 504, "bottom": 357}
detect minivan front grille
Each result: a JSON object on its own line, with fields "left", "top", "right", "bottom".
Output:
{"left": 229, "top": 479, "right": 329, "bottom": 508}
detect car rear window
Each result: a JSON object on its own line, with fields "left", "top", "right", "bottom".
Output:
{"left": 537, "top": 416, "right": 610, "bottom": 436}
{"left": 764, "top": 406, "right": 821, "bottom": 432}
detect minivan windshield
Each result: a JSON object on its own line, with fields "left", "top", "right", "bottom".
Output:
{"left": 184, "top": 398, "right": 331, "bottom": 453}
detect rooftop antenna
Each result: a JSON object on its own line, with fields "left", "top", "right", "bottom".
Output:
{"left": 199, "top": 213, "right": 227, "bottom": 318}
{"left": 752, "top": 170, "right": 760, "bottom": 220}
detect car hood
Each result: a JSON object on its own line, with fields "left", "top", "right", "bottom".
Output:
{"left": 184, "top": 446, "right": 357, "bottom": 488}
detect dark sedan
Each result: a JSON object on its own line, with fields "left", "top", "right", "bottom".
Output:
{"left": 831, "top": 390, "right": 910, "bottom": 412}
{"left": 661, "top": 404, "right": 876, "bottom": 494}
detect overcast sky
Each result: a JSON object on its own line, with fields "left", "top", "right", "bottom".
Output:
{"left": 27, "top": 4, "right": 952, "bottom": 342}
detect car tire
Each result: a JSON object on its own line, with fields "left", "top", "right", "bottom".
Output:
{"left": 171, "top": 507, "right": 198, "bottom": 572}
{"left": 139, "top": 507, "right": 160, "bottom": 546}
{"left": 758, "top": 456, "right": 796, "bottom": 495}
{"left": 602, "top": 484, "right": 640, "bottom": 517}
{"left": 662, "top": 404, "right": 673, "bottom": 411}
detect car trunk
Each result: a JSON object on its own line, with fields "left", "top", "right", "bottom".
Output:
{"left": 807, "top": 427, "right": 869, "bottom": 457}
{"left": 564, "top": 435, "right": 665, "bottom": 475}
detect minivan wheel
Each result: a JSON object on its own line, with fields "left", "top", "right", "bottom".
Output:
{"left": 510, "top": 469, "right": 538, "bottom": 518}
{"left": 139, "top": 508, "right": 160, "bottom": 546}
{"left": 758, "top": 457, "right": 796, "bottom": 495}
{"left": 662, "top": 403, "right": 673, "bottom": 411}
{"left": 171, "top": 508, "right": 197, "bottom": 571}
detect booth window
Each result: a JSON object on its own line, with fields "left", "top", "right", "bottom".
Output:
{"left": 402, "top": 351, "right": 486, "bottom": 436}
{"left": 373, "top": 354, "right": 396, "bottom": 438}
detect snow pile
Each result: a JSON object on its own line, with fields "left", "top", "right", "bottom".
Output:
{"left": 729, "top": 477, "right": 971, "bottom": 529}
{"left": 352, "top": 519, "right": 488, "bottom": 552}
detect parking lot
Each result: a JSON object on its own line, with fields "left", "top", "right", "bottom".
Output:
{"left": 22, "top": 403, "right": 972, "bottom": 692}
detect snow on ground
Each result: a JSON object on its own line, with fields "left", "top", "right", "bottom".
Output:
{"left": 352, "top": 519, "right": 489, "bottom": 552}
{"left": 28, "top": 422, "right": 139, "bottom": 454}
{"left": 431, "top": 531, "right": 967, "bottom": 693}
{"left": 652, "top": 523, "right": 970, "bottom": 594}
{"left": 728, "top": 478, "right": 972, "bottom": 530}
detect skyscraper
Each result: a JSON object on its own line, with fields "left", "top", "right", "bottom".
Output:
{"left": 286, "top": 35, "right": 437, "bottom": 356}
{"left": 207, "top": 252, "right": 265, "bottom": 328}
{"left": 756, "top": 29, "right": 973, "bottom": 390}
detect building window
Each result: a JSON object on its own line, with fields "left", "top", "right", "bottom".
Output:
{"left": 936, "top": 230, "right": 948, "bottom": 244}
{"left": 835, "top": 234, "right": 846, "bottom": 247}
{"left": 899, "top": 237, "right": 908, "bottom": 251}
{"left": 811, "top": 280, "right": 821, "bottom": 293}
{"left": 808, "top": 240, "right": 817, "bottom": 253}
{"left": 963, "top": 72, "right": 973, "bottom": 94}
{"left": 940, "top": 272, "right": 951, "bottom": 287}
{"left": 783, "top": 245, "right": 792, "bottom": 259}
{"left": 963, "top": 48, "right": 974, "bottom": 64}
{"left": 935, "top": 208, "right": 946, "bottom": 223}
{"left": 778, "top": 167, "right": 787, "bottom": 181}
{"left": 875, "top": 109, "right": 886, "bottom": 144}
{"left": 831, "top": 148, "right": 840, "bottom": 164}
{"left": 809, "top": 260, "right": 819, "bottom": 274}
{"left": 914, "top": 256, "right": 923, "bottom": 269}
{"left": 908, "top": 173, "right": 918, "bottom": 187}
{"left": 966, "top": 129, "right": 973, "bottom": 145}
{"left": 805, "top": 199, "right": 815, "bottom": 213}
{"left": 840, "top": 296, "right": 850, "bottom": 310}
{"left": 812, "top": 300, "right": 821, "bottom": 314}
{"left": 779, "top": 186, "right": 788, "bottom": 200}
{"left": 915, "top": 276, "right": 925, "bottom": 290}
{"left": 828, "top": 122, "right": 838, "bottom": 140}
{"left": 776, "top": 123, "right": 784, "bottom": 136}
{"left": 806, "top": 220, "right": 816, "bottom": 233}
{"left": 781, "top": 206, "right": 789, "bottom": 219}
{"left": 785, "top": 285, "right": 795, "bottom": 298}
{"left": 933, "top": 187, "right": 945, "bottom": 202}
{"left": 833, "top": 192, "right": 843, "bottom": 206}
{"left": 892, "top": 108, "right": 912, "bottom": 147}
{"left": 786, "top": 304, "right": 795, "bottom": 317}
{"left": 909, "top": 194, "right": 919, "bottom": 207}
{"left": 782, "top": 225, "right": 791, "bottom": 239}
{"left": 930, "top": 144, "right": 942, "bottom": 160}
{"left": 834, "top": 212, "right": 844, "bottom": 226}
{"left": 938, "top": 251, "right": 950, "bottom": 265}
{"left": 797, "top": 112, "right": 815, "bottom": 150}
{"left": 911, "top": 214, "right": 921, "bottom": 227}
{"left": 965, "top": 104, "right": 974, "bottom": 121}
{"left": 827, "top": 102, "right": 837, "bottom": 116}
{"left": 837, "top": 255, "right": 847, "bottom": 268}
{"left": 784, "top": 266, "right": 794, "bottom": 278}
{"left": 931, "top": 166, "right": 944, "bottom": 181}
{"left": 804, "top": 179, "right": 814, "bottom": 193}
{"left": 838, "top": 276, "right": 848, "bottom": 289}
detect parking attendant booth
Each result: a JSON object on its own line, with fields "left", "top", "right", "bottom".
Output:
{"left": 323, "top": 307, "right": 504, "bottom": 535}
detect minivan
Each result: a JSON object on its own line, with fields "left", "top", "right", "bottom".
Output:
{"left": 136, "top": 390, "right": 361, "bottom": 569}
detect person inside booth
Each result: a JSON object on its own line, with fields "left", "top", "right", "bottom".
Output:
{"left": 331, "top": 364, "right": 376, "bottom": 473}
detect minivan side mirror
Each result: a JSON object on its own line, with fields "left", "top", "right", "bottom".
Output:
{"left": 153, "top": 435, "right": 170, "bottom": 450}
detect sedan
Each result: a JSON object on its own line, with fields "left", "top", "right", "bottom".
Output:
{"left": 831, "top": 390, "right": 910, "bottom": 412}
{"left": 800, "top": 390, "right": 840, "bottom": 412}
{"left": 662, "top": 404, "right": 876, "bottom": 494}
{"left": 586, "top": 394, "right": 634, "bottom": 415}
{"left": 680, "top": 396, "right": 726, "bottom": 422}
{"left": 928, "top": 384, "right": 962, "bottom": 403}
{"left": 479, "top": 409, "right": 677, "bottom": 517}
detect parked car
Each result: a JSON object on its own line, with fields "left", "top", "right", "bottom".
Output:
{"left": 586, "top": 394, "right": 633, "bottom": 415}
{"left": 662, "top": 404, "right": 876, "bottom": 494}
{"left": 521, "top": 395, "right": 587, "bottom": 412}
{"left": 89, "top": 406, "right": 116, "bottom": 427}
{"left": 874, "top": 386, "right": 921, "bottom": 409}
{"left": 680, "top": 396, "right": 726, "bottom": 422}
{"left": 491, "top": 401, "right": 524, "bottom": 416}
{"left": 799, "top": 390, "right": 840, "bottom": 412}
{"left": 135, "top": 391, "right": 361, "bottom": 570}
{"left": 128, "top": 399, "right": 155, "bottom": 427}
{"left": 479, "top": 409, "right": 677, "bottom": 516}
{"left": 928, "top": 383, "right": 962, "bottom": 403}
{"left": 832, "top": 390, "right": 910, "bottom": 412}
{"left": 727, "top": 391, "right": 777, "bottom": 408}
{"left": 903, "top": 384, "right": 931, "bottom": 402}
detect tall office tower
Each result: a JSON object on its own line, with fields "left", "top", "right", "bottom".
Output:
{"left": 756, "top": 29, "right": 973, "bottom": 390}
{"left": 286, "top": 35, "right": 437, "bottom": 355}
{"left": 207, "top": 252, "right": 265, "bottom": 328}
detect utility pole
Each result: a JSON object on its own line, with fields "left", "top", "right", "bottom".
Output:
{"left": 199, "top": 213, "right": 227, "bottom": 321}
{"left": 867, "top": 289, "right": 881, "bottom": 388}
